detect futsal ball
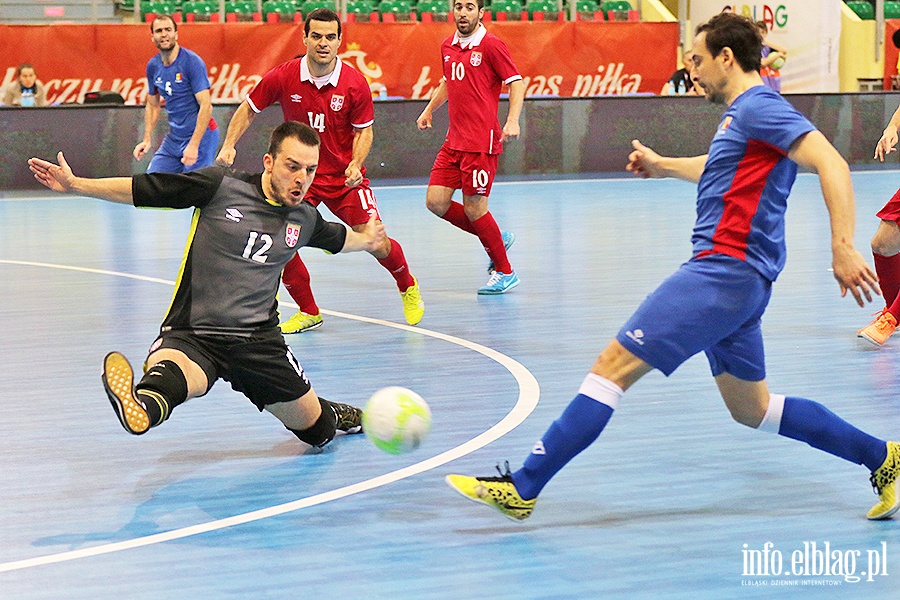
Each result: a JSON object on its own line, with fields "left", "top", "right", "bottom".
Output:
{"left": 362, "top": 387, "right": 431, "bottom": 455}
{"left": 770, "top": 56, "right": 785, "bottom": 70}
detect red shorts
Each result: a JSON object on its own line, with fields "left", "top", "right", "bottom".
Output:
{"left": 877, "top": 188, "right": 900, "bottom": 223}
{"left": 305, "top": 174, "right": 381, "bottom": 226}
{"left": 428, "top": 145, "right": 499, "bottom": 198}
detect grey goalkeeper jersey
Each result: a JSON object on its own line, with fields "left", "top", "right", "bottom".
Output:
{"left": 132, "top": 166, "right": 347, "bottom": 336}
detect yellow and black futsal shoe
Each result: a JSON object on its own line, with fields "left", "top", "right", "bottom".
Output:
{"left": 102, "top": 351, "right": 151, "bottom": 435}
{"left": 868, "top": 441, "right": 900, "bottom": 520}
{"left": 445, "top": 462, "right": 536, "bottom": 521}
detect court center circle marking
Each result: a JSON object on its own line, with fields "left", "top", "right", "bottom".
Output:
{"left": 0, "top": 259, "right": 540, "bottom": 573}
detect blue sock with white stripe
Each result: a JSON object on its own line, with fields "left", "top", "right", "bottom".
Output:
{"left": 760, "top": 395, "right": 887, "bottom": 471}
{"left": 512, "top": 374, "right": 620, "bottom": 500}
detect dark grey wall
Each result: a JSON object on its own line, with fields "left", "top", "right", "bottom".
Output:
{"left": 2, "top": 93, "right": 898, "bottom": 191}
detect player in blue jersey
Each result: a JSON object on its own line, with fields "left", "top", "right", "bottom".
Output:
{"left": 446, "top": 12, "right": 900, "bottom": 522}
{"left": 133, "top": 14, "right": 220, "bottom": 173}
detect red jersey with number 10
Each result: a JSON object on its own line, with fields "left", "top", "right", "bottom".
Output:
{"left": 247, "top": 57, "right": 375, "bottom": 180}
{"left": 441, "top": 24, "right": 522, "bottom": 155}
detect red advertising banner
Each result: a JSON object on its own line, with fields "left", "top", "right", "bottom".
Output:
{"left": 886, "top": 20, "right": 900, "bottom": 90}
{"left": 0, "top": 21, "right": 678, "bottom": 104}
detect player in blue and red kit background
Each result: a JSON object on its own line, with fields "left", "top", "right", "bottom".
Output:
{"left": 446, "top": 12, "right": 899, "bottom": 522}
{"left": 133, "top": 14, "right": 219, "bottom": 173}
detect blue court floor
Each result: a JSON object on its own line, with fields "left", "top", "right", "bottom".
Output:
{"left": 1, "top": 172, "right": 900, "bottom": 599}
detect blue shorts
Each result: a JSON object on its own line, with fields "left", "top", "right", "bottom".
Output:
{"left": 148, "top": 127, "right": 220, "bottom": 174}
{"left": 616, "top": 255, "right": 772, "bottom": 381}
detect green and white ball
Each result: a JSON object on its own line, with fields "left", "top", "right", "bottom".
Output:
{"left": 362, "top": 387, "right": 431, "bottom": 455}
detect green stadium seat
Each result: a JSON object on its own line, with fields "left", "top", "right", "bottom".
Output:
{"left": 224, "top": 0, "right": 258, "bottom": 20}
{"left": 488, "top": 0, "right": 524, "bottom": 20}
{"left": 300, "top": 0, "right": 334, "bottom": 14}
{"left": 416, "top": 0, "right": 448, "bottom": 21}
{"left": 262, "top": 0, "right": 294, "bottom": 20}
{"left": 378, "top": 0, "right": 414, "bottom": 20}
{"left": 885, "top": 1, "right": 900, "bottom": 19}
{"left": 346, "top": 0, "right": 376, "bottom": 15}
{"left": 526, "top": 0, "right": 556, "bottom": 17}
{"left": 183, "top": 0, "right": 217, "bottom": 20}
{"left": 847, "top": 1, "right": 875, "bottom": 20}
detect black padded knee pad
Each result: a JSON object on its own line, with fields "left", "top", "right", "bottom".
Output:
{"left": 289, "top": 398, "right": 337, "bottom": 447}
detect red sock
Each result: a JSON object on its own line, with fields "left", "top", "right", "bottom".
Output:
{"left": 472, "top": 212, "right": 511, "bottom": 274}
{"left": 282, "top": 254, "right": 319, "bottom": 315}
{"left": 377, "top": 238, "right": 416, "bottom": 291}
{"left": 439, "top": 201, "right": 477, "bottom": 235}
{"left": 874, "top": 253, "right": 900, "bottom": 313}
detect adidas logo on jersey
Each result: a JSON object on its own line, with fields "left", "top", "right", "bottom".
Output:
{"left": 225, "top": 208, "right": 244, "bottom": 222}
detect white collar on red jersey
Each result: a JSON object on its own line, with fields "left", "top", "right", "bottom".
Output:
{"left": 452, "top": 23, "right": 487, "bottom": 50}
{"left": 300, "top": 55, "right": 343, "bottom": 87}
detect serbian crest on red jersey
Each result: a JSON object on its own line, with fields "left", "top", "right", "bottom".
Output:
{"left": 330, "top": 94, "right": 344, "bottom": 111}
{"left": 470, "top": 52, "right": 482, "bottom": 67}
{"left": 285, "top": 224, "right": 301, "bottom": 248}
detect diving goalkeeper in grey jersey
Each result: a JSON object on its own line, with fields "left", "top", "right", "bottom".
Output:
{"left": 29, "top": 121, "right": 383, "bottom": 448}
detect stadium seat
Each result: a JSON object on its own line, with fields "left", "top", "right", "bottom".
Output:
{"left": 885, "top": 1, "right": 900, "bottom": 19}
{"left": 416, "top": 0, "right": 447, "bottom": 21}
{"left": 300, "top": 0, "right": 334, "bottom": 15}
{"left": 183, "top": 0, "right": 217, "bottom": 21}
{"left": 225, "top": 0, "right": 259, "bottom": 20}
{"left": 846, "top": 0, "right": 875, "bottom": 20}
{"left": 378, "top": 0, "right": 415, "bottom": 21}
{"left": 142, "top": 0, "right": 177, "bottom": 20}
{"left": 488, "top": 0, "right": 524, "bottom": 20}
{"left": 346, "top": 0, "right": 377, "bottom": 20}
{"left": 526, "top": 0, "right": 556, "bottom": 19}
{"left": 262, "top": 0, "right": 294, "bottom": 21}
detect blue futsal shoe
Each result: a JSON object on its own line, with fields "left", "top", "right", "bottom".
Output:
{"left": 487, "top": 231, "right": 516, "bottom": 273}
{"left": 478, "top": 270, "right": 520, "bottom": 295}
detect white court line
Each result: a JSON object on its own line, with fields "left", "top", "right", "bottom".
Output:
{"left": 0, "top": 259, "right": 541, "bottom": 573}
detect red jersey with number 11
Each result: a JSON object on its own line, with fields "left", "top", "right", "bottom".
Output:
{"left": 247, "top": 57, "right": 375, "bottom": 180}
{"left": 441, "top": 24, "right": 522, "bottom": 155}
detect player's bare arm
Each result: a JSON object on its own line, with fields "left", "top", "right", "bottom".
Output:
{"left": 417, "top": 80, "right": 448, "bottom": 130}
{"left": 501, "top": 79, "right": 525, "bottom": 142}
{"left": 875, "top": 103, "right": 900, "bottom": 161}
{"left": 134, "top": 94, "right": 161, "bottom": 160}
{"left": 182, "top": 88, "right": 213, "bottom": 167}
{"left": 217, "top": 100, "right": 256, "bottom": 166}
{"left": 789, "top": 130, "right": 880, "bottom": 306}
{"left": 340, "top": 214, "right": 386, "bottom": 253}
{"left": 626, "top": 139, "right": 707, "bottom": 183}
{"left": 29, "top": 152, "right": 134, "bottom": 204}
{"left": 345, "top": 125, "right": 373, "bottom": 187}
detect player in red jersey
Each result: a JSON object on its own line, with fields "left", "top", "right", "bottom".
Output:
{"left": 416, "top": 0, "right": 525, "bottom": 295}
{"left": 858, "top": 100, "right": 900, "bottom": 346}
{"left": 217, "top": 8, "right": 424, "bottom": 333}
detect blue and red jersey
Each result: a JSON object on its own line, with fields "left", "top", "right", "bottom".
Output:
{"left": 693, "top": 85, "right": 815, "bottom": 281}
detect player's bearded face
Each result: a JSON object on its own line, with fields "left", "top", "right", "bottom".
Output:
{"left": 453, "top": 1, "right": 482, "bottom": 36}
{"left": 263, "top": 138, "right": 319, "bottom": 208}
{"left": 691, "top": 34, "right": 728, "bottom": 105}
{"left": 151, "top": 19, "right": 177, "bottom": 52}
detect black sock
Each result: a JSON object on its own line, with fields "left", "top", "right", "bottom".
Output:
{"left": 289, "top": 398, "right": 337, "bottom": 447}
{"left": 135, "top": 360, "right": 188, "bottom": 427}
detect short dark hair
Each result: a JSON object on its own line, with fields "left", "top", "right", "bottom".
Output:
{"left": 305, "top": 8, "right": 341, "bottom": 38}
{"left": 268, "top": 121, "right": 321, "bottom": 157}
{"left": 150, "top": 14, "right": 177, "bottom": 32}
{"left": 16, "top": 63, "right": 35, "bottom": 76}
{"left": 454, "top": 0, "right": 485, "bottom": 10}
{"left": 696, "top": 12, "right": 761, "bottom": 73}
